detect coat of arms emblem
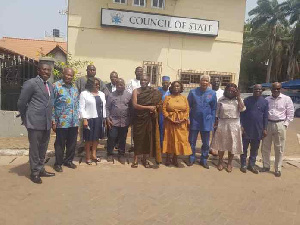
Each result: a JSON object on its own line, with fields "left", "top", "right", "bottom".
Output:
{"left": 111, "top": 12, "right": 124, "bottom": 24}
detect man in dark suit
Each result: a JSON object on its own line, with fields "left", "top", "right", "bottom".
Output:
{"left": 17, "top": 62, "right": 55, "bottom": 184}
{"left": 106, "top": 71, "right": 118, "bottom": 93}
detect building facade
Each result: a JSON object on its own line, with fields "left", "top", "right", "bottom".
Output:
{"left": 68, "top": 0, "right": 246, "bottom": 86}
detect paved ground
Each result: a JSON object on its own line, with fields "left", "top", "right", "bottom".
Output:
{"left": 0, "top": 156, "right": 300, "bottom": 225}
{"left": 0, "top": 118, "right": 299, "bottom": 156}
{"left": 0, "top": 119, "right": 299, "bottom": 225}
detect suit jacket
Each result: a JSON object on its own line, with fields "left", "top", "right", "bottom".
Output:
{"left": 17, "top": 76, "right": 54, "bottom": 130}
{"left": 106, "top": 83, "right": 113, "bottom": 93}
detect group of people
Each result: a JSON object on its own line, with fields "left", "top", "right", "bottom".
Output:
{"left": 17, "top": 62, "right": 294, "bottom": 184}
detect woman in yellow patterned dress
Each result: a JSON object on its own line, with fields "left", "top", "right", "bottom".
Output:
{"left": 162, "top": 81, "right": 192, "bottom": 167}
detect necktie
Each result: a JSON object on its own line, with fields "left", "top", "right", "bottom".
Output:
{"left": 44, "top": 81, "right": 50, "bottom": 96}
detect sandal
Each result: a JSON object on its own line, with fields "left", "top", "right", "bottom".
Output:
{"left": 226, "top": 164, "right": 232, "bottom": 173}
{"left": 217, "top": 161, "right": 224, "bottom": 171}
{"left": 86, "top": 160, "right": 92, "bottom": 165}
{"left": 92, "top": 158, "right": 101, "bottom": 162}
{"left": 131, "top": 162, "right": 138, "bottom": 168}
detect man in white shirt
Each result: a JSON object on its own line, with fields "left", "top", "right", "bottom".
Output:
{"left": 211, "top": 77, "right": 224, "bottom": 100}
{"left": 126, "top": 66, "right": 150, "bottom": 93}
{"left": 261, "top": 82, "right": 294, "bottom": 177}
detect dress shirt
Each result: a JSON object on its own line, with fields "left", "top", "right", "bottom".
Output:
{"left": 79, "top": 90, "right": 106, "bottom": 119}
{"left": 37, "top": 75, "right": 50, "bottom": 96}
{"left": 240, "top": 96, "right": 268, "bottom": 140}
{"left": 188, "top": 87, "right": 217, "bottom": 131}
{"left": 266, "top": 93, "right": 294, "bottom": 127}
{"left": 52, "top": 80, "right": 80, "bottom": 128}
{"left": 215, "top": 88, "right": 224, "bottom": 101}
{"left": 106, "top": 90, "right": 132, "bottom": 127}
{"left": 75, "top": 76, "right": 109, "bottom": 95}
{"left": 126, "top": 78, "right": 150, "bottom": 94}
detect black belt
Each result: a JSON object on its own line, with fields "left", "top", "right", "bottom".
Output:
{"left": 268, "top": 120, "right": 284, "bottom": 123}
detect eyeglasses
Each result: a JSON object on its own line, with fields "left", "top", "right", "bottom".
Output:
{"left": 272, "top": 88, "right": 281, "bottom": 91}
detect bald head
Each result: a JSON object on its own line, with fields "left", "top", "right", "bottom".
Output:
{"left": 116, "top": 78, "right": 125, "bottom": 93}
{"left": 271, "top": 82, "right": 281, "bottom": 98}
{"left": 63, "top": 67, "right": 75, "bottom": 84}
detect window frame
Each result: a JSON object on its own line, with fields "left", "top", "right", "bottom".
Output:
{"left": 133, "top": 0, "right": 147, "bottom": 7}
{"left": 113, "top": 0, "right": 127, "bottom": 4}
{"left": 151, "top": 0, "right": 165, "bottom": 9}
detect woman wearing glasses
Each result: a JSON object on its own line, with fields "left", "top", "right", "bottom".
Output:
{"left": 79, "top": 77, "right": 106, "bottom": 165}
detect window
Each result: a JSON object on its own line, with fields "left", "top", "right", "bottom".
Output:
{"left": 113, "top": 0, "right": 126, "bottom": 4}
{"left": 133, "top": 0, "right": 146, "bottom": 7}
{"left": 143, "top": 61, "right": 162, "bottom": 86}
{"left": 152, "top": 0, "right": 164, "bottom": 9}
{"left": 208, "top": 71, "right": 234, "bottom": 87}
{"left": 179, "top": 70, "right": 204, "bottom": 84}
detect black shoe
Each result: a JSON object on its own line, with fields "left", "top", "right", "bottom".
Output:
{"left": 260, "top": 167, "right": 270, "bottom": 172}
{"left": 54, "top": 165, "right": 63, "bottom": 172}
{"left": 275, "top": 171, "right": 281, "bottom": 177}
{"left": 30, "top": 174, "right": 42, "bottom": 184}
{"left": 186, "top": 161, "right": 194, "bottom": 167}
{"left": 64, "top": 162, "right": 77, "bottom": 169}
{"left": 240, "top": 166, "right": 247, "bottom": 173}
{"left": 248, "top": 166, "right": 259, "bottom": 174}
{"left": 199, "top": 161, "right": 210, "bottom": 169}
{"left": 118, "top": 155, "right": 125, "bottom": 165}
{"left": 40, "top": 170, "right": 55, "bottom": 177}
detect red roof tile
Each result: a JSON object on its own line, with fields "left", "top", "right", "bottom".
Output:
{"left": 0, "top": 37, "right": 67, "bottom": 60}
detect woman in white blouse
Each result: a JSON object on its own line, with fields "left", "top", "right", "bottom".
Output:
{"left": 79, "top": 77, "right": 106, "bottom": 165}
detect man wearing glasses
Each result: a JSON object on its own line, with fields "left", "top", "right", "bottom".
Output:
{"left": 261, "top": 82, "right": 294, "bottom": 177}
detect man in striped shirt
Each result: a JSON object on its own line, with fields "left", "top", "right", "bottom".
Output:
{"left": 261, "top": 82, "right": 294, "bottom": 177}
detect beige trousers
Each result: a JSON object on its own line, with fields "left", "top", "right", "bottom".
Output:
{"left": 261, "top": 121, "right": 286, "bottom": 172}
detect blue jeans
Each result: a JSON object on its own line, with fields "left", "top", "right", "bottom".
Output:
{"left": 240, "top": 138, "right": 260, "bottom": 167}
{"left": 107, "top": 126, "right": 129, "bottom": 155}
{"left": 189, "top": 130, "right": 210, "bottom": 163}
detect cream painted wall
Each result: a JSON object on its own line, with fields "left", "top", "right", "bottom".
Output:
{"left": 68, "top": 0, "right": 246, "bottom": 84}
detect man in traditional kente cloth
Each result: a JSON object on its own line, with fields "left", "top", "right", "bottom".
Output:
{"left": 131, "top": 75, "right": 162, "bottom": 168}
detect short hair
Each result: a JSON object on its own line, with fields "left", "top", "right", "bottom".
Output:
{"left": 38, "top": 61, "right": 51, "bottom": 69}
{"left": 200, "top": 74, "right": 211, "bottom": 82}
{"left": 85, "top": 77, "right": 100, "bottom": 92}
{"left": 110, "top": 71, "right": 118, "bottom": 77}
{"left": 135, "top": 66, "right": 143, "bottom": 72}
{"left": 224, "top": 83, "right": 237, "bottom": 98}
{"left": 169, "top": 81, "right": 184, "bottom": 94}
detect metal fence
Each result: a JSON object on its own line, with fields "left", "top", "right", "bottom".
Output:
{"left": 0, "top": 53, "right": 38, "bottom": 111}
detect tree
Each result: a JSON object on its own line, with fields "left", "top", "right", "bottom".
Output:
{"left": 249, "top": 0, "right": 288, "bottom": 82}
{"left": 278, "top": 0, "right": 300, "bottom": 79}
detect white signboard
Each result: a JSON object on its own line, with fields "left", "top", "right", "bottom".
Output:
{"left": 101, "top": 8, "right": 219, "bottom": 37}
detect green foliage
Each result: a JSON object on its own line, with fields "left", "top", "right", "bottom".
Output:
{"left": 53, "top": 54, "right": 93, "bottom": 81}
{"left": 240, "top": 0, "right": 300, "bottom": 89}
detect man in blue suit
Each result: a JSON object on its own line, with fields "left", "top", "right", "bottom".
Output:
{"left": 188, "top": 75, "right": 217, "bottom": 168}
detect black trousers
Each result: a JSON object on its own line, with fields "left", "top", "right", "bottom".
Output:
{"left": 28, "top": 129, "right": 51, "bottom": 176}
{"left": 107, "top": 126, "right": 129, "bottom": 155}
{"left": 54, "top": 127, "right": 78, "bottom": 165}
